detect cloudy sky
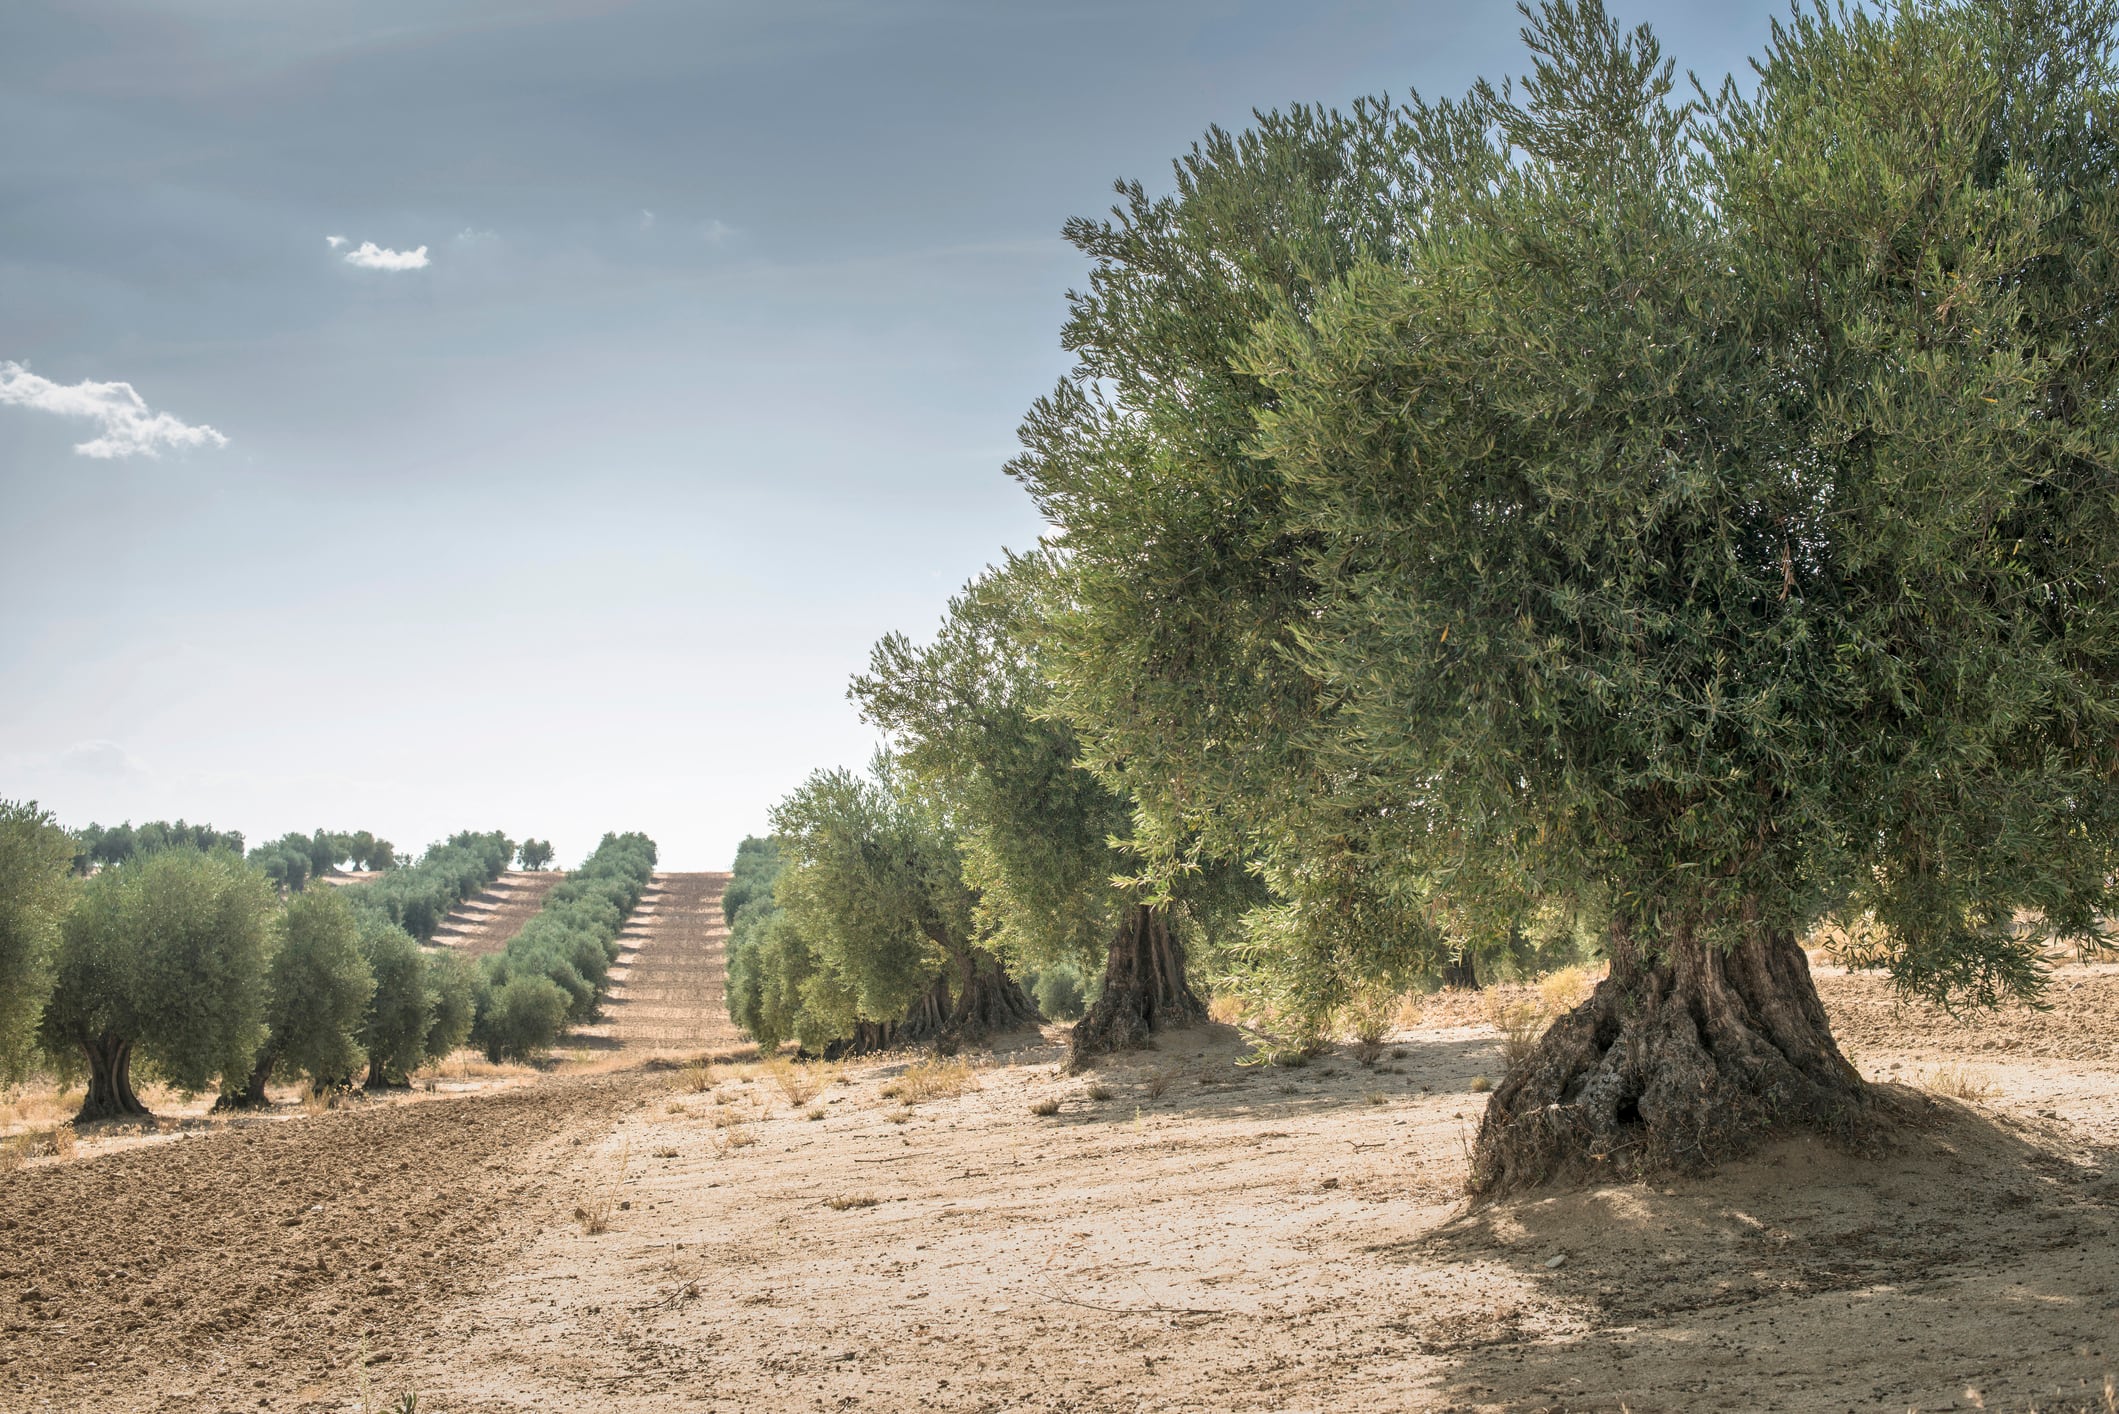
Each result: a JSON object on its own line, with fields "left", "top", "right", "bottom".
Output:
{"left": 1, "top": 0, "right": 1787, "bottom": 870}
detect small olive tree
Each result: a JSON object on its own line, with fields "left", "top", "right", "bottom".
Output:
{"left": 357, "top": 915, "right": 433, "bottom": 1088}
{"left": 40, "top": 849, "right": 276, "bottom": 1120}
{"left": 224, "top": 888, "right": 375, "bottom": 1106}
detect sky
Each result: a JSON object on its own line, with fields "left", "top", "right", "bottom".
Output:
{"left": 0, "top": 0, "right": 1790, "bottom": 871}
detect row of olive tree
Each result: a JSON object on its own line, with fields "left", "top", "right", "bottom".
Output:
{"left": 0, "top": 806, "right": 495, "bottom": 1119}
{"left": 343, "top": 830, "right": 514, "bottom": 941}
{"left": 472, "top": 832, "right": 658, "bottom": 1062}
{"left": 69, "top": 818, "right": 247, "bottom": 874}
{"left": 246, "top": 829, "right": 401, "bottom": 892}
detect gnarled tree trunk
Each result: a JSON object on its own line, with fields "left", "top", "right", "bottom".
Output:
{"left": 78, "top": 1035, "right": 148, "bottom": 1121}
{"left": 1469, "top": 910, "right": 1868, "bottom": 1196}
{"left": 824, "top": 1019, "right": 898, "bottom": 1060}
{"left": 214, "top": 1044, "right": 278, "bottom": 1112}
{"left": 892, "top": 973, "right": 955, "bottom": 1047}
{"left": 943, "top": 950, "right": 1040, "bottom": 1042}
{"left": 364, "top": 1056, "right": 409, "bottom": 1091}
{"left": 1069, "top": 903, "right": 1205, "bottom": 1068}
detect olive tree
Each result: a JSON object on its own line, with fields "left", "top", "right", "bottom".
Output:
{"left": 40, "top": 849, "right": 277, "bottom": 1120}
{"left": 357, "top": 916, "right": 433, "bottom": 1088}
{"left": 0, "top": 800, "right": 76, "bottom": 1083}
{"left": 224, "top": 888, "right": 375, "bottom": 1106}
{"left": 517, "top": 839, "right": 555, "bottom": 871}
{"left": 854, "top": 556, "right": 1216, "bottom": 1066}
{"left": 1022, "top": 0, "right": 2119, "bottom": 1189}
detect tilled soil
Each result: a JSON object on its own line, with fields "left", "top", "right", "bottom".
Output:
{"left": 4, "top": 968, "right": 2116, "bottom": 1413}
{"left": 587, "top": 872, "right": 744, "bottom": 1054}
{"left": 430, "top": 871, "right": 565, "bottom": 957}
{"left": 0, "top": 1072, "right": 653, "bottom": 1411}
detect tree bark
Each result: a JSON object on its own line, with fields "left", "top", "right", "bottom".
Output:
{"left": 1068, "top": 903, "right": 1206, "bottom": 1068}
{"left": 1441, "top": 950, "right": 1482, "bottom": 990}
{"left": 214, "top": 1045, "right": 278, "bottom": 1112}
{"left": 1469, "top": 910, "right": 1869, "bottom": 1196}
{"left": 824, "top": 1019, "right": 898, "bottom": 1061}
{"left": 942, "top": 950, "right": 1041, "bottom": 1043}
{"left": 363, "top": 1056, "right": 410, "bottom": 1091}
{"left": 892, "top": 973, "right": 955, "bottom": 1047}
{"left": 77, "top": 1035, "right": 148, "bottom": 1121}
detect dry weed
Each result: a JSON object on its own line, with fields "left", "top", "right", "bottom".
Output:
{"left": 1538, "top": 965, "right": 1594, "bottom": 1014}
{"left": 884, "top": 1107, "right": 914, "bottom": 1125}
{"left": 1029, "top": 1096, "right": 1061, "bottom": 1117}
{"left": 826, "top": 1194, "right": 879, "bottom": 1211}
{"left": 890, "top": 1057, "right": 978, "bottom": 1104}
{"left": 1084, "top": 1082, "right": 1114, "bottom": 1102}
{"left": 1206, "top": 993, "right": 1248, "bottom": 1025}
{"left": 1145, "top": 1065, "right": 1183, "bottom": 1099}
{"left": 49, "top": 1123, "right": 76, "bottom": 1160}
{"left": 713, "top": 1121, "right": 756, "bottom": 1155}
{"left": 677, "top": 1062, "right": 714, "bottom": 1093}
{"left": 805, "top": 1106, "right": 826, "bottom": 1121}
{"left": 1483, "top": 993, "right": 1549, "bottom": 1071}
{"left": 1364, "top": 1091, "right": 1388, "bottom": 1106}
{"left": 766, "top": 1058, "right": 835, "bottom": 1106}
{"left": 0, "top": 1136, "right": 25, "bottom": 1175}
{"left": 1469, "top": 1075, "right": 1493, "bottom": 1093}
{"left": 1923, "top": 1065, "right": 1997, "bottom": 1101}
{"left": 574, "top": 1141, "right": 631, "bottom": 1234}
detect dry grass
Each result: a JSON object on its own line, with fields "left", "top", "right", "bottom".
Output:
{"left": 884, "top": 1107, "right": 913, "bottom": 1125}
{"left": 1469, "top": 1075, "right": 1493, "bottom": 1093}
{"left": 574, "top": 1141, "right": 631, "bottom": 1234}
{"left": 1483, "top": 992, "right": 1550, "bottom": 1071}
{"left": 49, "top": 1123, "right": 77, "bottom": 1160}
{"left": 1539, "top": 965, "right": 1596, "bottom": 1013}
{"left": 805, "top": 1106, "right": 826, "bottom": 1121}
{"left": 1206, "top": 993, "right": 1248, "bottom": 1026}
{"left": 0, "top": 1083, "right": 77, "bottom": 1136}
{"left": 676, "top": 1062, "right": 715, "bottom": 1094}
{"left": 0, "top": 1135, "right": 25, "bottom": 1175}
{"left": 419, "top": 1050, "right": 536, "bottom": 1083}
{"left": 712, "top": 1121, "right": 756, "bottom": 1155}
{"left": 825, "top": 1194, "right": 879, "bottom": 1211}
{"left": 884, "top": 1057, "right": 979, "bottom": 1105}
{"left": 766, "top": 1058, "right": 835, "bottom": 1107}
{"left": 1029, "top": 1096, "right": 1061, "bottom": 1117}
{"left": 1342, "top": 989, "right": 1399, "bottom": 1065}
{"left": 1083, "top": 1082, "right": 1114, "bottom": 1102}
{"left": 1144, "top": 1064, "right": 1183, "bottom": 1099}
{"left": 1924, "top": 1065, "right": 1998, "bottom": 1101}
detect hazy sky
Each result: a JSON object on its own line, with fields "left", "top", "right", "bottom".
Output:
{"left": 1, "top": 0, "right": 1788, "bottom": 870}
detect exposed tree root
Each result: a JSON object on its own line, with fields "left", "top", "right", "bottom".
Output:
{"left": 1069, "top": 904, "right": 1204, "bottom": 1070}
{"left": 1468, "top": 915, "right": 1870, "bottom": 1196}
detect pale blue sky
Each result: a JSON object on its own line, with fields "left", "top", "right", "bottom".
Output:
{"left": 0, "top": 0, "right": 1788, "bottom": 868}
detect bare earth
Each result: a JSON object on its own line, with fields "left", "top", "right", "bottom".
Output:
{"left": 429, "top": 871, "right": 565, "bottom": 957}
{"left": 4, "top": 957, "right": 2115, "bottom": 1413}
{"left": 577, "top": 872, "right": 745, "bottom": 1054}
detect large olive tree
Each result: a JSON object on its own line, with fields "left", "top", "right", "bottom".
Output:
{"left": 1018, "top": 0, "right": 2119, "bottom": 1189}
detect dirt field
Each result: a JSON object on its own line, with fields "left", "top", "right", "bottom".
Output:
{"left": 4, "top": 968, "right": 2115, "bottom": 1414}
{"left": 577, "top": 872, "right": 745, "bottom": 1054}
{"left": 429, "top": 871, "right": 565, "bottom": 957}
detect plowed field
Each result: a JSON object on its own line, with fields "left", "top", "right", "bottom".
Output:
{"left": 5, "top": 968, "right": 2115, "bottom": 1413}
{"left": 430, "top": 871, "right": 564, "bottom": 957}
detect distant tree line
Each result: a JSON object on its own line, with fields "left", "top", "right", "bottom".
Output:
{"left": 246, "top": 829, "right": 400, "bottom": 891}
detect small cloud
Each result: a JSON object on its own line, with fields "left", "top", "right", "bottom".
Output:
{"left": 700, "top": 219, "right": 733, "bottom": 244}
{"left": 455, "top": 227, "right": 497, "bottom": 243}
{"left": 59, "top": 740, "right": 148, "bottom": 779}
{"left": 639, "top": 208, "right": 656, "bottom": 229}
{"left": 343, "top": 241, "right": 429, "bottom": 272}
{"left": 0, "top": 360, "right": 229, "bottom": 459}
{"left": 325, "top": 234, "right": 347, "bottom": 248}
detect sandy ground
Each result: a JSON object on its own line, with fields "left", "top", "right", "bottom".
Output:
{"left": 4, "top": 968, "right": 2115, "bottom": 1414}
{"left": 430, "top": 872, "right": 565, "bottom": 957}
{"left": 576, "top": 873, "right": 745, "bottom": 1054}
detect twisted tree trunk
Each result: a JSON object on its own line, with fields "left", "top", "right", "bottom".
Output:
{"left": 1069, "top": 904, "right": 1205, "bottom": 1068}
{"left": 943, "top": 950, "right": 1040, "bottom": 1041}
{"left": 824, "top": 1019, "right": 898, "bottom": 1060}
{"left": 1441, "top": 950, "right": 1482, "bottom": 990}
{"left": 77, "top": 1035, "right": 148, "bottom": 1121}
{"left": 1469, "top": 909, "right": 1868, "bottom": 1196}
{"left": 892, "top": 973, "right": 955, "bottom": 1047}
{"left": 214, "top": 1043, "right": 279, "bottom": 1113}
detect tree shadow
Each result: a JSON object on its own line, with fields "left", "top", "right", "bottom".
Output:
{"left": 1398, "top": 1087, "right": 2119, "bottom": 1410}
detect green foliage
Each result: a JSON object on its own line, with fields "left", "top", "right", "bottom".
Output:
{"left": 246, "top": 829, "right": 398, "bottom": 891}
{"left": 0, "top": 800, "right": 76, "bottom": 1083}
{"left": 422, "top": 948, "right": 478, "bottom": 1062}
{"left": 477, "top": 973, "right": 572, "bottom": 1064}
{"left": 71, "top": 819, "right": 246, "bottom": 874}
{"left": 472, "top": 831, "right": 657, "bottom": 1059}
{"left": 1012, "top": 0, "right": 2119, "bottom": 1019}
{"left": 517, "top": 839, "right": 555, "bottom": 871}
{"left": 40, "top": 848, "right": 277, "bottom": 1095}
{"left": 1028, "top": 962, "right": 1088, "bottom": 1021}
{"left": 342, "top": 830, "right": 513, "bottom": 941}
{"left": 254, "top": 888, "right": 375, "bottom": 1092}
{"left": 356, "top": 915, "right": 433, "bottom": 1084}
{"left": 723, "top": 835, "right": 781, "bottom": 925}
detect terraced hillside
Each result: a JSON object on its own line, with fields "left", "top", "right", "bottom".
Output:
{"left": 429, "top": 869, "right": 563, "bottom": 956}
{"left": 594, "top": 871, "right": 742, "bottom": 1052}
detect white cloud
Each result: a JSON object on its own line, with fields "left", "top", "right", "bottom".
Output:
{"left": 325, "top": 234, "right": 347, "bottom": 248}
{"left": 639, "top": 208, "right": 656, "bottom": 229}
{"left": 700, "top": 218, "right": 732, "bottom": 244}
{"left": 343, "top": 240, "right": 429, "bottom": 271}
{"left": 0, "top": 360, "right": 229, "bottom": 459}
{"left": 59, "top": 739, "right": 149, "bottom": 779}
